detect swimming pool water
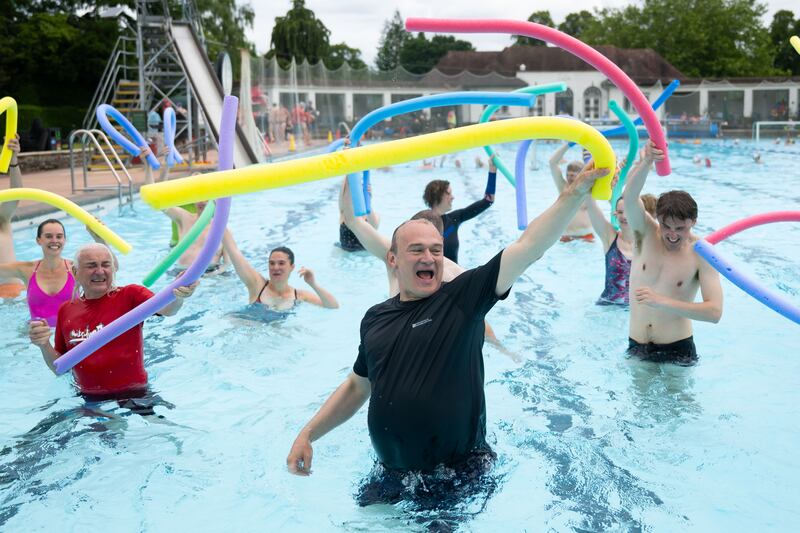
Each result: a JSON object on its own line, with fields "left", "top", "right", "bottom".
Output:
{"left": 1, "top": 139, "right": 798, "bottom": 531}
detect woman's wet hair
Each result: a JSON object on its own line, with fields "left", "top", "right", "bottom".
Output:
{"left": 640, "top": 194, "right": 658, "bottom": 217}
{"left": 656, "top": 190, "right": 698, "bottom": 221}
{"left": 36, "top": 218, "right": 66, "bottom": 239}
{"left": 423, "top": 180, "right": 450, "bottom": 208}
{"left": 270, "top": 246, "right": 295, "bottom": 265}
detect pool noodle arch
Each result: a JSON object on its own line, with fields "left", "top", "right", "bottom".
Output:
{"left": 53, "top": 96, "right": 238, "bottom": 375}
{"left": 694, "top": 211, "right": 800, "bottom": 325}
{"left": 511, "top": 99, "right": 637, "bottom": 231}
{"left": 607, "top": 100, "right": 638, "bottom": 230}
{"left": 0, "top": 188, "right": 131, "bottom": 254}
{"left": 96, "top": 104, "right": 160, "bottom": 169}
{"left": 345, "top": 91, "right": 538, "bottom": 216}
{"left": 163, "top": 107, "right": 184, "bottom": 167}
{"left": 791, "top": 36, "right": 800, "bottom": 55}
{"left": 0, "top": 96, "right": 18, "bottom": 173}
{"left": 405, "top": 17, "right": 671, "bottom": 176}
{"left": 478, "top": 83, "right": 568, "bottom": 187}
{"left": 141, "top": 199, "right": 216, "bottom": 287}
{"left": 139, "top": 116, "right": 616, "bottom": 209}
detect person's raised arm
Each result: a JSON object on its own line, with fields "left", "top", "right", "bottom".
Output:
{"left": 0, "top": 135, "right": 22, "bottom": 222}
{"left": 286, "top": 371, "right": 371, "bottom": 476}
{"left": 339, "top": 177, "right": 391, "bottom": 259}
{"left": 634, "top": 258, "right": 722, "bottom": 323}
{"left": 297, "top": 267, "right": 339, "bottom": 309}
{"left": 496, "top": 163, "right": 609, "bottom": 295}
{"left": 586, "top": 197, "right": 616, "bottom": 252}
{"left": 623, "top": 141, "right": 662, "bottom": 243}
{"left": 549, "top": 142, "right": 571, "bottom": 194}
{"left": 221, "top": 229, "right": 264, "bottom": 301}
{"left": 0, "top": 261, "right": 28, "bottom": 282}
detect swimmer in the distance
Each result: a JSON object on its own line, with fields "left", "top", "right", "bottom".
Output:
{"left": 550, "top": 143, "right": 594, "bottom": 242}
{"left": 222, "top": 231, "right": 339, "bottom": 311}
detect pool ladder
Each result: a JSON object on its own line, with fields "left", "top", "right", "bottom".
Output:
{"left": 69, "top": 129, "right": 135, "bottom": 210}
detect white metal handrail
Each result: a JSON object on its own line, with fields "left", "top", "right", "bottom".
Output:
{"left": 69, "top": 129, "right": 134, "bottom": 208}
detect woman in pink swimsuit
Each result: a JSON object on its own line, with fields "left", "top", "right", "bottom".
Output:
{"left": 0, "top": 219, "right": 78, "bottom": 326}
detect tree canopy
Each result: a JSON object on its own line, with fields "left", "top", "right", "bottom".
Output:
{"left": 267, "top": 0, "right": 365, "bottom": 69}
{"left": 514, "top": 11, "right": 555, "bottom": 46}
{"left": 399, "top": 33, "right": 475, "bottom": 74}
{"left": 376, "top": 9, "right": 410, "bottom": 70}
{"left": 574, "top": 0, "right": 783, "bottom": 78}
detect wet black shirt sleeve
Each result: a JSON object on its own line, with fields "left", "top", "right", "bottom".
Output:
{"left": 352, "top": 250, "right": 509, "bottom": 471}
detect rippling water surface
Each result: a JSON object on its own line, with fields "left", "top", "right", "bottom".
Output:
{"left": 1, "top": 139, "right": 798, "bottom": 531}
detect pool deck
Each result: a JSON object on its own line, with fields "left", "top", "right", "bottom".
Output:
{"left": 1, "top": 138, "right": 330, "bottom": 225}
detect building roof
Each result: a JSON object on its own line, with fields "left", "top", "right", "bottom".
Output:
{"left": 436, "top": 45, "right": 686, "bottom": 84}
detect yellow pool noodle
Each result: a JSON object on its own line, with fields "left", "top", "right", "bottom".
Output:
{"left": 140, "top": 117, "right": 616, "bottom": 209}
{"left": 0, "top": 97, "right": 18, "bottom": 173}
{"left": 0, "top": 188, "right": 132, "bottom": 254}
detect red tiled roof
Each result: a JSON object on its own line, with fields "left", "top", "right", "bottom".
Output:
{"left": 436, "top": 45, "right": 686, "bottom": 84}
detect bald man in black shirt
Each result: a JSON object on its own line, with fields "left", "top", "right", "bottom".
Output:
{"left": 287, "top": 162, "right": 609, "bottom": 505}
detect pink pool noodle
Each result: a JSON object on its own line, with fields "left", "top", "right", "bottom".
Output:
{"left": 405, "top": 17, "right": 671, "bottom": 176}
{"left": 705, "top": 211, "right": 800, "bottom": 245}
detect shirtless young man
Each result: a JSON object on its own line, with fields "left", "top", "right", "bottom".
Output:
{"left": 550, "top": 143, "right": 594, "bottom": 242}
{"left": 622, "top": 141, "right": 723, "bottom": 364}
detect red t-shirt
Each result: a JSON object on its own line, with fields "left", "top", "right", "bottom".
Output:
{"left": 54, "top": 285, "right": 154, "bottom": 395}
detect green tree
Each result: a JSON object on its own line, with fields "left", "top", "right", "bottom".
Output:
{"left": 769, "top": 10, "right": 800, "bottom": 74}
{"left": 326, "top": 43, "right": 366, "bottom": 70}
{"left": 515, "top": 11, "right": 555, "bottom": 46}
{"left": 557, "top": 10, "right": 597, "bottom": 40}
{"left": 582, "top": 0, "right": 780, "bottom": 78}
{"left": 195, "top": 0, "right": 256, "bottom": 70}
{"left": 376, "top": 9, "right": 410, "bottom": 70}
{"left": 267, "top": 0, "right": 330, "bottom": 66}
{"left": 0, "top": 9, "right": 122, "bottom": 107}
{"left": 399, "top": 33, "right": 475, "bottom": 74}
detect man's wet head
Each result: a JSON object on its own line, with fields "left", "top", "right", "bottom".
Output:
{"left": 387, "top": 219, "right": 444, "bottom": 301}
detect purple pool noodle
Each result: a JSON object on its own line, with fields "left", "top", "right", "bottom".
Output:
{"left": 54, "top": 96, "right": 238, "bottom": 375}
{"left": 515, "top": 140, "right": 531, "bottom": 230}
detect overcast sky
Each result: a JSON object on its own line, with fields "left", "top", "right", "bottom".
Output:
{"left": 245, "top": 1, "right": 798, "bottom": 66}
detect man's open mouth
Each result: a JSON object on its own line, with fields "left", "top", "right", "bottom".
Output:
{"left": 416, "top": 270, "right": 434, "bottom": 280}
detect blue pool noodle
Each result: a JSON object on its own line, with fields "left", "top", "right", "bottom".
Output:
{"left": 694, "top": 239, "right": 800, "bottom": 325}
{"left": 345, "top": 91, "right": 538, "bottom": 216}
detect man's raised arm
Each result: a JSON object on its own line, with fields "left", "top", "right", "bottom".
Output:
{"left": 623, "top": 141, "right": 663, "bottom": 243}
{"left": 496, "top": 164, "right": 608, "bottom": 295}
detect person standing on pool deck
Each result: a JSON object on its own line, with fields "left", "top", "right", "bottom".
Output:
{"left": 222, "top": 230, "right": 339, "bottom": 310}
{"left": 550, "top": 143, "right": 595, "bottom": 242}
{"left": 423, "top": 159, "right": 497, "bottom": 263}
{"left": 286, "top": 161, "right": 609, "bottom": 503}
{"left": 622, "top": 141, "right": 723, "bottom": 364}
{"left": 28, "top": 243, "right": 197, "bottom": 399}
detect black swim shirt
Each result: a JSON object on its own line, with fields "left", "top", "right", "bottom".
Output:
{"left": 353, "top": 250, "right": 509, "bottom": 471}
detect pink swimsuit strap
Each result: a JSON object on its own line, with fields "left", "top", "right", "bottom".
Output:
{"left": 28, "top": 260, "right": 76, "bottom": 327}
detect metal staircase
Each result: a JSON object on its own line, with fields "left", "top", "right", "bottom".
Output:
{"left": 83, "top": 0, "right": 207, "bottom": 161}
